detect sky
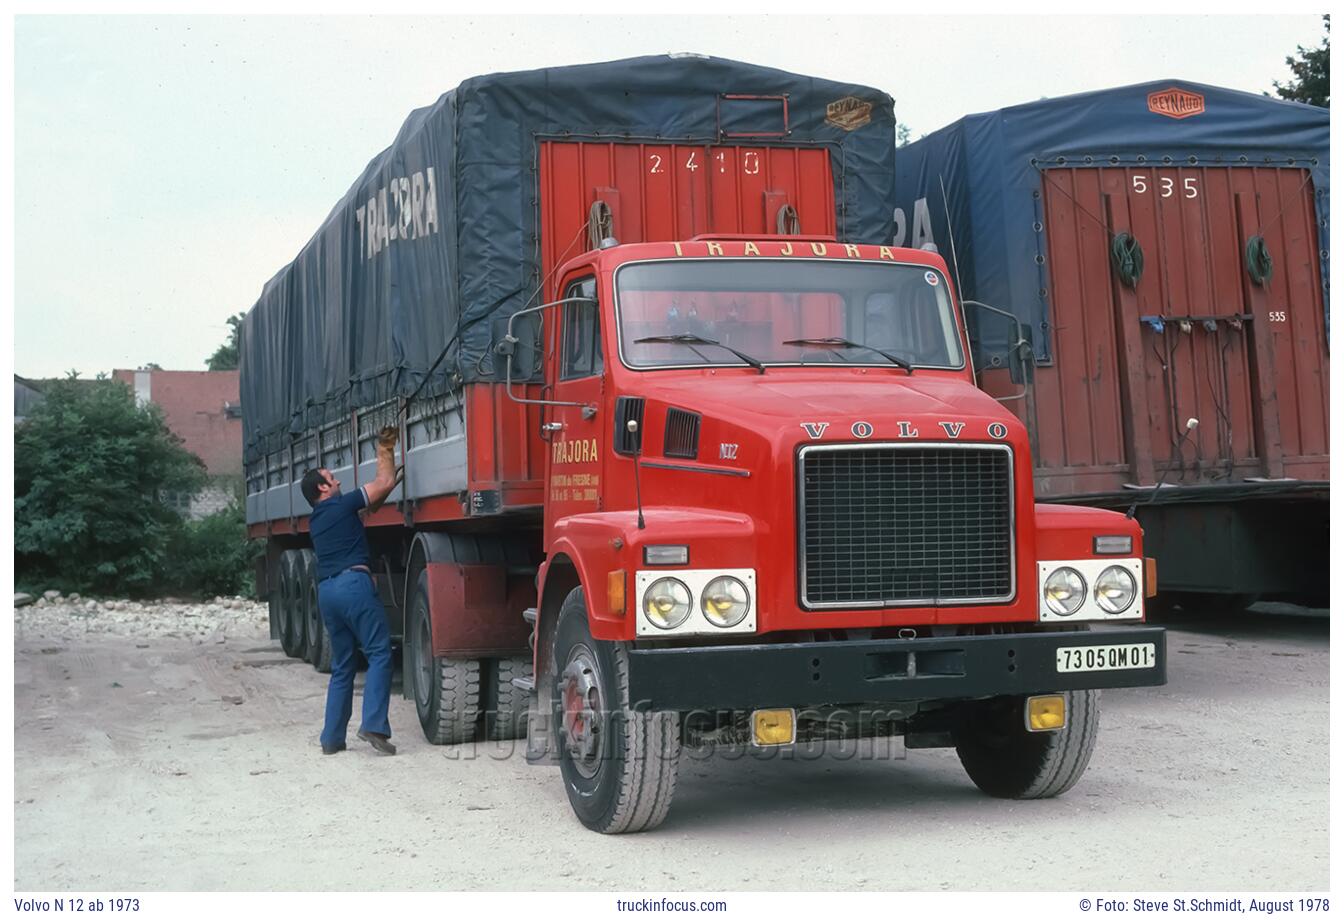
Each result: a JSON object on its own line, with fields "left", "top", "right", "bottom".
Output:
{"left": 12, "top": 13, "right": 1326, "bottom": 379}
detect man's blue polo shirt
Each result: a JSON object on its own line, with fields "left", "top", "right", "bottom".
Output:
{"left": 309, "top": 485, "right": 371, "bottom": 581}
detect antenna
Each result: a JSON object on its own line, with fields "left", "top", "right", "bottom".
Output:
{"left": 938, "top": 173, "right": 966, "bottom": 299}
{"left": 1127, "top": 418, "right": 1199, "bottom": 520}
{"left": 628, "top": 418, "right": 646, "bottom": 530}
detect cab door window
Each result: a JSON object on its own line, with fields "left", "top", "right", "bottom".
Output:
{"left": 560, "top": 277, "right": 603, "bottom": 380}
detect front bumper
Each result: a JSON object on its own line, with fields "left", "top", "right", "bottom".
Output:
{"left": 627, "top": 627, "right": 1167, "bottom": 711}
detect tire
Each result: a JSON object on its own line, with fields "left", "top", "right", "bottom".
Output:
{"left": 278, "top": 551, "right": 303, "bottom": 658}
{"left": 300, "top": 550, "right": 331, "bottom": 672}
{"left": 552, "top": 586, "right": 680, "bottom": 834}
{"left": 407, "top": 570, "right": 479, "bottom": 744}
{"left": 487, "top": 656, "right": 532, "bottom": 741}
{"left": 953, "top": 689, "right": 1099, "bottom": 799}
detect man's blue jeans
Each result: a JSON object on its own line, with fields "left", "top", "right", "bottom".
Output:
{"left": 318, "top": 568, "right": 393, "bottom": 748}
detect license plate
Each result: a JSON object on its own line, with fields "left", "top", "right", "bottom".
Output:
{"left": 1056, "top": 643, "right": 1156, "bottom": 673}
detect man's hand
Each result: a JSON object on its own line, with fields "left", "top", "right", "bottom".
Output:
{"left": 365, "top": 426, "right": 401, "bottom": 512}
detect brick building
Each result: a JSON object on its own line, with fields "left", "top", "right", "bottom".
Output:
{"left": 111, "top": 369, "right": 243, "bottom": 518}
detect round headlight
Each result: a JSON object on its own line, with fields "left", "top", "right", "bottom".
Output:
{"left": 642, "top": 577, "right": 691, "bottom": 630}
{"left": 1044, "top": 567, "right": 1086, "bottom": 616}
{"left": 701, "top": 576, "right": 751, "bottom": 628}
{"left": 1094, "top": 566, "right": 1137, "bottom": 614}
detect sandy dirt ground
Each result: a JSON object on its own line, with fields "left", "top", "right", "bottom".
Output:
{"left": 13, "top": 600, "right": 1329, "bottom": 891}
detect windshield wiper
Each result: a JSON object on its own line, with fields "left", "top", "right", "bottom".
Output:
{"left": 635, "top": 334, "right": 766, "bottom": 374}
{"left": 782, "top": 337, "right": 915, "bottom": 375}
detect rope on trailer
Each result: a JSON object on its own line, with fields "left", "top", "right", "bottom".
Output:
{"left": 1245, "top": 235, "right": 1274, "bottom": 286}
{"left": 1110, "top": 232, "right": 1145, "bottom": 288}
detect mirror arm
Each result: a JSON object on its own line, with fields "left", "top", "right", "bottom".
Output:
{"left": 499, "top": 296, "right": 599, "bottom": 415}
{"left": 961, "top": 299, "right": 1033, "bottom": 402}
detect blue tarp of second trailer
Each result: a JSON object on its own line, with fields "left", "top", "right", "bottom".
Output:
{"left": 239, "top": 55, "right": 898, "bottom": 464}
{"left": 891, "top": 79, "right": 1329, "bottom": 364}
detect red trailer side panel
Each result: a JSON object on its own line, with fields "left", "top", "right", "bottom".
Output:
{"left": 1022, "top": 165, "right": 1328, "bottom": 496}
{"left": 538, "top": 142, "right": 835, "bottom": 292}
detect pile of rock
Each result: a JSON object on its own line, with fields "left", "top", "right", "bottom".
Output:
{"left": 14, "top": 592, "right": 271, "bottom": 644}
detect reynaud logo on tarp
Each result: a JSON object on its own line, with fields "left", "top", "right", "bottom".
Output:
{"left": 1147, "top": 87, "right": 1205, "bottom": 120}
{"left": 354, "top": 167, "right": 440, "bottom": 261}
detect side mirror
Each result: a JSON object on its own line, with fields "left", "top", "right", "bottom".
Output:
{"left": 1008, "top": 323, "right": 1035, "bottom": 385}
{"left": 492, "top": 314, "right": 540, "bottom": 382}
{"left": 962, "top": 299, "right": 1035, "bottom": 387}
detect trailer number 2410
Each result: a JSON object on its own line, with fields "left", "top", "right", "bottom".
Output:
{"left": 1132, "top": 175, "right": 1198, "bottom": 198}
{"left": 649, "top": 151, "right": 760, "bottom": 175}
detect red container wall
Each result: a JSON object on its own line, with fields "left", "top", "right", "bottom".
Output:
{"left": 993, "top": 165, "right": 1328, "bottom": 497}
{"left": 538, "top": 141, "right": 835, "bottom": 289}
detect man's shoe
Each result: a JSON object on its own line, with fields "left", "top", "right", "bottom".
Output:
{"left": 358, "top": 730, "right": 397, "bottom": 755}
{"left": 321, "top": 741, "right": 346, "bottom": 755}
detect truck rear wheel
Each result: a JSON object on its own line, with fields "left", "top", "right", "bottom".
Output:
{"left": 408, "top": 571, "right": 479, "bottom": 744}
{"left": 299, "top": 551, "right": 331, "bottom": 672}
{"left": 278, "top": 550, "right": 303, "bottom": 658}
{"left": 953, "top": 689, "right": 1099, "bottom": 799}
{"left": 552, "top": 587, "right": 680, "bottom": 834}
{"left": 487, "top": 656, "right": 532, "bottom": 741}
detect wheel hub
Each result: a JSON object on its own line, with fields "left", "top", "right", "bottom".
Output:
{"left": 559, "top": 649, "right": 605, "bottom": 778}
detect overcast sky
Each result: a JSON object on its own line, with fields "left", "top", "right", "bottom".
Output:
{"left": 13, "top": 14, "right": 1326, "bottom": 378}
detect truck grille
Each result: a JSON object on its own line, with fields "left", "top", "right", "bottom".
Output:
{"left": 799, "top": 444, "right": 1014, "bottom": 607}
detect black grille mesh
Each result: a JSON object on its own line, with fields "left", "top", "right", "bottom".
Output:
{"left": 664, "top": 408, "right": 701, "bottom": 459}
{"left": 801, "top": 447, "right": 1012, "bottom": 606}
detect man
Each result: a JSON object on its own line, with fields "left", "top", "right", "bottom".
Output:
{"left": 299, "top": 426, "right": 401, "bottom": 756}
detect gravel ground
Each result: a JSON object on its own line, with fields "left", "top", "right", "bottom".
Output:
{"left": 13, "top": 600, "right": 1329, "bottom": 891}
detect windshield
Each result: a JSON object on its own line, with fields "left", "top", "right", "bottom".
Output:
{"left": 615, "top": 259, "right": 965, "bottom": 370}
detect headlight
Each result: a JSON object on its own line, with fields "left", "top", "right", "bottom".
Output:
{"left": 701, "top": 576, "right": 750, "bottom": 628}
{"left": 642, "top": 577, "right": 691, "bottom": 630}
{"left": 1094, "top": 565, "right": 1137, "bottom": 614}
{"left": 1043, "top": 567, "right": 1086, "bottom": 616}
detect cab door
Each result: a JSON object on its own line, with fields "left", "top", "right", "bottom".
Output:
{"left": 544, "top": 273, "right": 605, "bottom": 535}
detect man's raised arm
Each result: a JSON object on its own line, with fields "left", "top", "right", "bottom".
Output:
{"left": 364, "top": 427, "right": 401, "bottom": 512}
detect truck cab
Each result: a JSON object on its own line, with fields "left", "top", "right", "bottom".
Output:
{"left": 508, "top": 235, "right": 1167, "bottom": 832}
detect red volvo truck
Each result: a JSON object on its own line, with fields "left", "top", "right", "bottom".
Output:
{"left": 242, "top": 57, "right": 1167, "bottom": 834}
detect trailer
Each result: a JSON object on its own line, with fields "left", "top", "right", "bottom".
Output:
{"left": 892, "top": 81, "right": 1329, "bottom": 611}
{"left": 242, "top": 56, "right": 1167, "bottom": 833}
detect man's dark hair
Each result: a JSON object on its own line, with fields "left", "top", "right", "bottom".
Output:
{"left": 300, "top": 468, "right": 326, "bottom": 508}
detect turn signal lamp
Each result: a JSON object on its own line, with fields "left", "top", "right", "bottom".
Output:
{"left": 1026, "top": 694, "right": 1067, "bottom": 732}
{"left": 752, "top": 709, "right": 796, "bottom": 746}
{"left": 607, "top": 570, "right": 626, "bottom": 616}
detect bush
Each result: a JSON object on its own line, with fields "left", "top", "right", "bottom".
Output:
{"left": 165, "top": 503, "right": 260, "bottom": 598}
{"left": 15, "top": 376, "right": 207, "bottom": 596}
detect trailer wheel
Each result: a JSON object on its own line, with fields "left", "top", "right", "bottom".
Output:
{"left": 299, "top": 551, "right": 331, "bottom": 672}
{"left": 487, "top": 656, "right": 532, "bottom": 741}
{"left": 278, "top": 551, "right": 303, "bottom": 658}
{"left": 953, "top": 689, "right": 1099, "bottom": 799}
{"left": 408, "top": 571, "right": 479, "bottom": 744}
{"left": 552, "top": 587, "right": 680, "bottom": 834}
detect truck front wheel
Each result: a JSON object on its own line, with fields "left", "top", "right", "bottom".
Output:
{"left": 552, "top": 587, "right": 680, "bottom": 834}
{"left": 408, "top": 571, "right": 480, "bottom": 744}
{"left": 953, "top": 690, "right": 1099, "bottom": 799}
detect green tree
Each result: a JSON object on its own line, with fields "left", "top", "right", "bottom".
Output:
{"left": 897, "top": 121, "right": 913, "bottom": 148}
{"left": 166, "top": 502, "right": 260, "bottom": 598}
{"left": 206, "top": 312, "right": 246, "bottom": 370}
{"left": 15, "top": 376, "right": 207, "bottom": 595}
{"left": 1273, "top": 15, "right": 1329, "bottom": 107}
